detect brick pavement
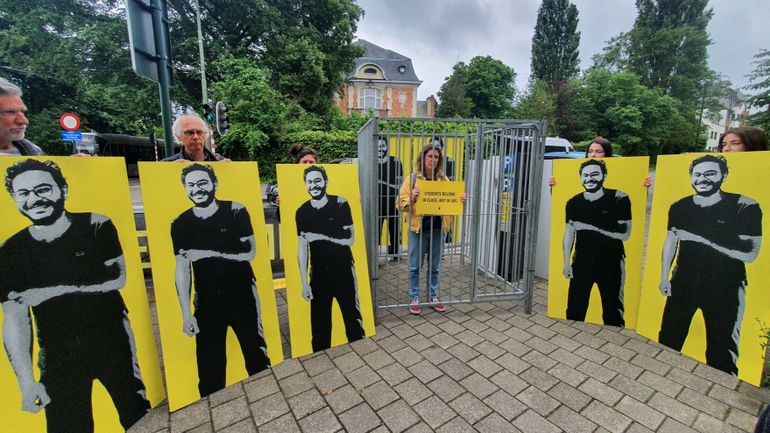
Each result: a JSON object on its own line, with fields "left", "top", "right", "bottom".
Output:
{"left": 129, "top": 278, "right": 770, "bottom": 433}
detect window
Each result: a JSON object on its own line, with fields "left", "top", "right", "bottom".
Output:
{"left": 359, "top": 88, "right": 381, "bottom": 110}
{"left": 364, "top": 67, "right": 377, "bottom": 76}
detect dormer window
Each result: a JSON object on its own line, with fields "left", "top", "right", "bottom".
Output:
{"left": 397, "top": 65, "right": 406, "bottom": 74}
{"left": 364, "top": 67, "right": 377, "bottom": 76}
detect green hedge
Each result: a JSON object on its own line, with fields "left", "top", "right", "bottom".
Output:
{"left": 281, "top": 130, "right": 358, "bottom": 162}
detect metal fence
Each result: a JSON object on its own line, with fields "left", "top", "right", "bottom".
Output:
{"left": 358, "top": 118, "right": 546, "bottom": 322}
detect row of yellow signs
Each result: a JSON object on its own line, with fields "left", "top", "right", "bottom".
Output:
{"left": 548, "top": 152, "right": 770, "bottom": 386}
{"left": 0, "top": 157, "right": 375, "bottom": 431}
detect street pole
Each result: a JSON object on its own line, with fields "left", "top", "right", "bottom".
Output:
{"left": 151, "top": 0, "right": 174, "bottom": 157}
{"left": 194, "top": 0, "right": 212, "bottom": 150}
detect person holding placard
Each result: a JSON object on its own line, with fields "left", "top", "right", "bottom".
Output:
{"left": 398, "top": 143, "right": 465, "bottom": 314}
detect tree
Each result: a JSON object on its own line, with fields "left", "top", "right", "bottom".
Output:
{"left": 464, "top": 56, "right": 516, "bottom": 118}
{"left": 437, "top": 62, "right": 473, "bottom": 118}
{"left": 530, "top": 0, "right": 580, "bottom": 83}
{"left": 593, "top": 0, "right": 713, "bottom": 105}
{"left": 745, "top": 49, "right": 770, "bottom": 132}
{"left": 514, "top": 80, "right": 556, "bottom": 131}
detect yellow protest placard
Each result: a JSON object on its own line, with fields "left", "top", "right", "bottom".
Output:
{"left": 415, "top": 180, "right": 465, "bottom": 215}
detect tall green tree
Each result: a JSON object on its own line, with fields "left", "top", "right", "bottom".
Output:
{"left": 530, "top": 0, "right": 580, "bottom": 83}
{"left": 745, "top": 49, "right": 770, "bottom": 132}
{"left": 594, "top": 0, "right": 713, "bottom": 105}
{"left": 464, "top": 56, "right": 516, "bottom": 118}
{"left": 437, "top": 62, "right": 473, "bottom": 118}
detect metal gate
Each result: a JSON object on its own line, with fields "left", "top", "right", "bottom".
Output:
{"left": 358, "top": 118, "right": 546, "bottom": 321}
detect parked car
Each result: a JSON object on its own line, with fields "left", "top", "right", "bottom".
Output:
{"left": 543, "top": 137, "right": 584, "bottom": 159}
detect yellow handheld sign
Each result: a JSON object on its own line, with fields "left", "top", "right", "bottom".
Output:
{"left": 415, "top": 180, "right": 465, "bottom": 215}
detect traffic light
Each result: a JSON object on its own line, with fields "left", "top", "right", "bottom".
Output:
{"left": 215, "top": 101, "right": 228, "bottom": 136}
{"left": 203, "top": 102, "right": 214, "bottom": 124}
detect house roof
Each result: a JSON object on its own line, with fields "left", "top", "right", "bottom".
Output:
{"left": 351, "top": 39, "right": 421, "bottom": 83}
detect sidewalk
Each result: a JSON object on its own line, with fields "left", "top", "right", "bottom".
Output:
{"left": 129, "top": 277, "right": 769, "bottom": 433}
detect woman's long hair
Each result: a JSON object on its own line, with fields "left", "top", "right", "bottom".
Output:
{"left": 415, "top": 143, "right": 444, "bottom": 179}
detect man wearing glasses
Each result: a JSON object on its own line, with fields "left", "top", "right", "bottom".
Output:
{"left": 658, "top": 155, "right": 762, "bottom": 375}
{"left": 0, "top": 78, "right": 43, "bottom": 156}
{"left": 0, "top": 159, "right": 150, "bottom": 431}
{"left": 163, "top": 114, "right": 226, "bottom": 162}
{"left": 170, "top": 163, "right": 270, "bottom": 397}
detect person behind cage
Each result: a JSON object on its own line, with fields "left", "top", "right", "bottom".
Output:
{"left": 376, "top": 137, "right": 403, "bottom": 259}
{"left": 170, "top": 163, "right": 270, "bottom": 397}
{"left": 658, "top": 154, "right": 762, "bottom": 375}
{"left": 562, "top": 159, "right": 631, "bottom": 326}
{"left": 0, "top": 159, "right": 149, "bottom": 432}
{"left": 399, "top": 143, "right": 466, "bottom": 315}
{"left": 295, "top": 165, "right": 364, "bottom": 352}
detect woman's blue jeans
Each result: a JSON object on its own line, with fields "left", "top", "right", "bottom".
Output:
{"left": 408, "top": 227, "right": 443, "bottom": 301}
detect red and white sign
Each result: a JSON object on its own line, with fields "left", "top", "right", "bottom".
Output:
{"left": 59, "top": 113, "right": 81, "bottom": 131}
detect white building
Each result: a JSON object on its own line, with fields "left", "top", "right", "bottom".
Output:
{"left": 702, "top": 81, "right": 749, "bottom": 152}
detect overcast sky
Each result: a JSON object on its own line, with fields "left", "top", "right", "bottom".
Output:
{"left": 354, "top": 0, "right": 769, "bottom": 100}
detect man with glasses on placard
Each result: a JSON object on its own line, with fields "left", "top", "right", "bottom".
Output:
{"left": 163, "top": 114, "right": 227, "bottom": 162}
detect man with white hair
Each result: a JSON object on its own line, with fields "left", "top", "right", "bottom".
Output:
{"left": 162, "top": 114, "right": 226, "bottom": 162}
{"left": 0, "top": 77, "right": 44, "bottom": 156}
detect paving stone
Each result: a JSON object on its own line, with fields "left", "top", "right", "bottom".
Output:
{"left": 550, "top": 321, "right": 580, "bottom": 338}
{"left": 521, "top": 350, "right": 557, "bottom": 372}
{"left": 624, "top": 422, "right": 654, "bottom": 433}
{"left": 580, "top": 400, "right": 632, "bottom": 433}
{"left": 474, "top": 412, "right": 521, "bottom": 433}
{"left": 209, "top": 382, "right": 245, "bottom": 406}
{"left": 170, "top": 399, "right": 210, "bottom": 433}
{"left": 548, "top": 381, "right": 592, "bottom": 412}
{"left": 665, "top": 366, "right": 712, "bottom": 394}
{"left": 362, "top": 380, "right": 400, "bottom": 410}
{"left": 548, "top": 347, "right": 584, "bottom": 369}
{"left": 436, "top": 319, "right": 466, "bottom": 335}
{"left": 347, "top": 365, "right": 380, "bottom": 390}
{"left": 495, "top": 352, "right": 531, "bottom": 374}
{"left": 547, "top": 405, "right": 596, "bottom": 433}
{"left": 446, "top": 342, "right": 480, "bottom": 363}
{"left": 656, "top": 417, "right": 698, "bottom": 433}
{"left": 219, "top": 418, "right": 256, "bottom": 433}
{"left": 512, "top": 409, "right": 561, "bottom": 433}
{"left": 632, "top": 354, "right": 672, "bottom": 376}
{"left": 448, "top": 392, "right": 491, "bottom": 425}
{"left": 376, "top": 334, "right": 408, "bottom": 353}
{"left": 576, "top": 359, "right": 617, "bottom": 383}
{"left": 349, "top": 336, "right": 380, "bottom": 355}
{"left": 608, "top": 374, "right": 654, "bottom": 403}
{"left": 312, "top": 367, "right": 349, "bottom": 393}
{"left": 525, "top": 336, "right": 558, "bottom": 354}
{"left": 574, "top": 345, "right": 611, "bottom": 364}
{"left": 615, "top": 396, "right": 665, "bottom": 430}
{"left": 737, "top": 382, "right": 770, "bottom": 404}
{"left": 519, "top": 366, "right": 559, "bottom": 391}
{"left": 692, "top": 413, "right": 724, "bottom": 432}
{"left": 655, "top": 348, "right": 699, "bottom": 371}
{"left": 455, "top": 329, "right": 485, "bottom": 347}
{"left": 550, "top": 333, "right": 582, "bottom": 352}
{"left": 185, "top": 422, "right": 213, "bottom": 433}
{"left": 547, "top": 363, "right": 588, "bottom": 388}
{"left": 378, "top": 399, "right": 421, "bottom": 432}
{"left": 377, "top": 363, "right": 413, "bottom": 386}
{"left": 647, "top": 392, "right": 698, "bottom": 425}
{"left": 128, "top": 402, "right": 168, "bottom": 433}
{"left": 693, "top": 363, "right": 740, "bottom": 389}
{"left": 709, "top": 384, "right": 764, "bottom": 415}
{"left": 431, "top": 332, "right": 462, "bottom": 349}
{"left": 489, "top": 370, "right": 529, "bottom": 396}
{"left": 435, "top": 417, "right": 474, "bottom": 433}
{"left": 362, "top": 349, "right": 396, "bottom": 371}
{"left": 595, "top": 328, "right": 630, "bottom": 346}
{"left": 338, "top": 403, "right": 382, "bottom": 433}
{"left": 394, "top": 377, "right": 433, "bottom": 405}
{"left": 273, "top": 358, "right": 303, "bottom": 379}
{"left": 507, "top": 315, "right": 535, "bottom": 330}
{"left": 638, "top": 371, "right": 683, "bottom": 398}
{"left": 297, "top": 407, "right": 342, "bottom": 433}
{"left": 250, "top": 393, "right": 290, "bottom": 426}
{"left": 302, "top": 353, "right": 337, "bottom": 377}
{"left": 485, "top": 317, "right": 513, "bottom": 333}
{"left": 412, "top": 395, "right": 457, "bottom": 429}
{"left": 389, "top": 323, "right": 419, "bottom": 340}
{"left": 726, "top": 408, "right": 758, "bottom": 432}
{"left": 420, "top": 346, "right": 453, "bottom": 365}
{"left": 410, "top": 359, "right": 444, "bottom": 383}
{"left": 578, "top": 377, "right": 623, "bottom": 406}
{"left": 459, "top": 372, "right": 499, "bottom": 399}
{"left": 404, "top": 421, "right": 434, "bottom": 433}
{"left": 603, "top": 357, "right": 644, "bottom": 379}
{"left": 325, "top": 384, "right": 364, "bottom": 414}
{"left": 277, "top": 371, "right": 315, "bottom": 398}
{"left": 527, "top": 324, "right": 558, "bottom": 341}
{"left": 573, "top": 331, "right": 605, "bottom": 349}
{"left": 678, "top": 387, "right": 729, "bottom": 420}
{"left": 498, "top": 338, "right": 532, "bottom": 356}
{"left": 517, "top": 385, "right": 561, "bottom": 416}
{"left": 428, "top": 375, "right": 466, "bottom": 403}
{"left": 404, "top": 333, "right": 434, "bottom": 352}
{"left": 332, "top": 350, "right": 366, "bottom": 373}
{"left": 571, "top": 321, "right": 603, "bottom": 335}
{"left": 287, "top": 388, "right": 326, "bottom": 419}
{"left": 437, "top": 358, "right": 474, "bottom": 381}
{"left": 212, "top": 396, "right": 250, "bottom": 430}
{"left": 623, "top": 339, "right": 661, "bottom": 358}
{"left": 463, "top": 318, "right": 489, "bottom": 334}
{"left": 483, "top": 390, "right": 527, "bottom": 421}
{"left": 599, "top": 342, "right": 635, "bottom": 361}
{"left": 467, "top": 354, "right": 504, "bottom": 377}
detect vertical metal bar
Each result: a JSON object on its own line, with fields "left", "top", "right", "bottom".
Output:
{"left": 468, "top": 122, "right": 485, "bottom": 301}
{"left": 522, "top": 121, "right": 546, "bottom": 313}
{"left": 357, "top": 117, "right": 380, "bottom": 322}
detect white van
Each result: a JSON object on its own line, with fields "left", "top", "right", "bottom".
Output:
{"left": 544, "top": 137, "right": 575, "bottom": 153}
